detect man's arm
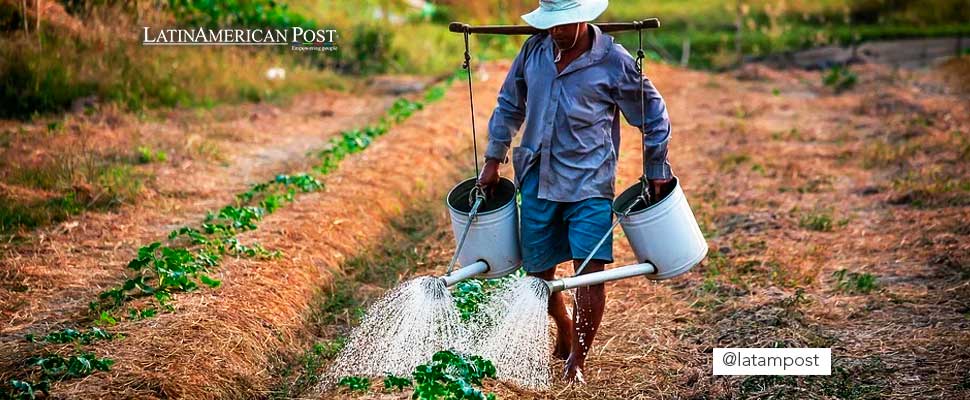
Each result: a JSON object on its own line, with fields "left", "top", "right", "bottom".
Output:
{"left": 483, "top": 44, "right": 529, "bottom": 164}
{"left": 480, "top": 38, "right": 531, "bottom": 189}
{"left": 611, "top": 49, "right": 672, "bottom": 184}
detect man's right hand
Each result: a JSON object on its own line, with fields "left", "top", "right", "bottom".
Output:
{"left": 478, "top": 158, "right": 501, "bottom": 196}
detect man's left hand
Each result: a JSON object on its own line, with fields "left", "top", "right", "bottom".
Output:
{"left": 648, "top": 178, "right": 673, "bottom": 201}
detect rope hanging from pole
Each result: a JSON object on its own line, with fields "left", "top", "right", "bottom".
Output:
{"left": 462, "top": 30, "right": 481, "bottom": 186}
{"left": 635, "top": 24, "right": 652, "bottom": 205}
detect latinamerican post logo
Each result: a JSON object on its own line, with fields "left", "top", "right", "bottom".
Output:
{"left": 142, "top": 27, "right": 338, "bottom": 51}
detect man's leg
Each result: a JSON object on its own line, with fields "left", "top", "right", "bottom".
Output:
{"left": 560, "top": 195, "right": 613, "bottom": 383}
{"left": 528, "top": 267, "right": 572, "bottom": 360}
{"left": 518, "top": 166, "right": 573, "bottom": 360}
{"left": 564, "top": 259, "right": 606, "bottom": 382}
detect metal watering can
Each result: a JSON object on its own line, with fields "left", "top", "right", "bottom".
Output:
{"left": 440, "top": 175, "right": 708, "bottom": 292}
{"left": 441, "top": 177, "right": 521, "bottom": 286}
{"left": 543, "top": 176, "right": 708, "bottom": 292}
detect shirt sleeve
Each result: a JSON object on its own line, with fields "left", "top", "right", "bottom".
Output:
{"left": 610, "top": 49, "right": 672, "bottom": 180}
{"left": 483, "top": 38, "right": 530, "bottom": 163}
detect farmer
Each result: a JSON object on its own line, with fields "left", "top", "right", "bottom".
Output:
{"left": 477, "top": 0, "right": 673, "bottom": 383}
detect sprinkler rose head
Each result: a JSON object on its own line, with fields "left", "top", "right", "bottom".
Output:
{"left": 544, "top": 279, "right": 561, "bottom": 294}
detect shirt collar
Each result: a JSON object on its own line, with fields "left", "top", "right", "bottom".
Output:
{"left": 543, "top": 23, "right": 612, "bottom": 76}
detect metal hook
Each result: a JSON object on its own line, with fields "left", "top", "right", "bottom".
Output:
{"left": 468, "top": 183, "right": 486, "bottom": 208}
{"left": 639, "top": 175, "right": 652, "bottom": 205}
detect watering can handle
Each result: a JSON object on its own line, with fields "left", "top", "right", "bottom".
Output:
{"left": 446, "top": 193, "right": 484, "bottom": 275}
{"left": 573, "top": 194, "right": 645, "bottom": 276}
{"left": 638, "top": 176, "right": 652, "bottom": 205}
{"left": 469, "top": 183, "right": 487, "bottom": 206}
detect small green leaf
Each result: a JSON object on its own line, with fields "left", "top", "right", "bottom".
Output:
{"left": 97, "top": 311, "right": 117, "bottom": 326}
{"left": 198, "top": 274, "right": 222, "bottom": 288}
{"left": 337, "top": 376, "right": 370, "bottom": 392}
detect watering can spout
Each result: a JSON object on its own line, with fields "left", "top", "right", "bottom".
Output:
{"left": 545, "top": 263, "right": 657, "bottom": 293}
{"left": 440, "top": 260, "right": 490, "bottom": 287}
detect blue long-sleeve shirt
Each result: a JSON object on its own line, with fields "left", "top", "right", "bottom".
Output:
{"left": 484, "top": 24, "right": 672, "bottom": 202}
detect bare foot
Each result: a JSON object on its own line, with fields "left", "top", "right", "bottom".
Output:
{"left": 563, "top": 356, "right": 587, "bottom": 384}
{"left": 554, "top": 329, "right": 571, "bottom": 360}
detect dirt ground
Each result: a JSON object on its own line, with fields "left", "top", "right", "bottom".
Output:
{"left": 1, "top": 57, "right": 968, "bottom": 399}
{"left": 321, "top": 61, "right": 970, "bottom": 399}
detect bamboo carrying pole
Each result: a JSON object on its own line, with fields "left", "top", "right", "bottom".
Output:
{"left": 448, "top": 19, "right": 660, "bottom": 35}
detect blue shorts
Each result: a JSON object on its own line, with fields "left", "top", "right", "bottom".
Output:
{"left": 518, "top": 167, "right": 614, "bottom": 274}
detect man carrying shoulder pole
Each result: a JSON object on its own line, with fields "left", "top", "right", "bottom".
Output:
{"left": 478, "top": 0, "right": 674, "bottom": 383}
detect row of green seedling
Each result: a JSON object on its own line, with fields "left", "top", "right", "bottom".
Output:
{"left": 93, "top": 91, "right": 445, "bottom": 316}
{"left": 4, "top": 74, "right": 459, "bottom": 399}
{"left": 336, "top": 350, "right": 497, "bottom": 400}
{"left": 5, "top": 327, "right": 120, "bottom": 399}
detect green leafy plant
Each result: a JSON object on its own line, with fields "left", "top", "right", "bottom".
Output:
{"left": 337, "top": 376, "right": 371, "bottom": 392}
{"left": 127, "top": 306, "right": 158, "bottom": 320}
{"left": 424, "top": 85, "right": 448, "bottom": 103}
{"left": 384, "top": 373, "right": 413, "bottom": 392}
{"left": 2, "top": 352, "right": 113, "bottom": 398}
{"left": 387, "top": 98, "right": 424, "bottom": 123}
{"left": 832, "top": 269, "right": 878, "bottom": 294}
{"left": 411, "top": 350, "right": 497, "bottom": 400}
{"left": 799, "top": 211, "right": 834, "bottom": 232}
{"left": 96, "top": 311, "right": 117, "bottom": 326}
{"left": 6, "top": 379, "right": 49, "bottom": 399}
{"left": 136, "top": 146, "right": 167, "bottom": 164}
{"left": 26, "top": 327, "right": 118, "bottom": 345}
{"left": 29, "top": 353, "right": 114, "bottom": 380}
{"left": 451, "top": 272, "right": 521, "bottom": 321}
{"left": 823, "top": 65, "right": 858, "bottom": 93}
{"left": 451, "top": 280, "right": 489, "bottom": 321}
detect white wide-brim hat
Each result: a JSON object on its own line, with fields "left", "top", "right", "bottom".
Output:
{"left": 521, "top": 0, "right": 608, "bottom": 30}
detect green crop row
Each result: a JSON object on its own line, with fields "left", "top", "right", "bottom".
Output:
{"left": 2, "top": 72, "right": 460, "bottom": 399}
{"left": 24, "top": 327, "right": 119, "bottom": 345}
{"left": 6, "top": 352, "right": 115, "bottom": 399}
{"left": 89, "top": 175, "right": 320, "bottom": 315}
{"left": 336, "top": 350, "right": 497, "bottom": 400}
